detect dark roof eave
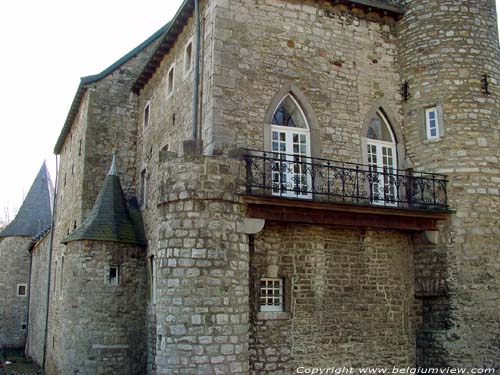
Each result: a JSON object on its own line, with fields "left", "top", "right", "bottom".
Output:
{"left": 348, "top": 0, "right": 404, "bottom": 14}
{"left": 132, "top": 0, "right": 194, "bottom": 94}
{"left": 53, "top": 23, "right": 169, "bottom": 155}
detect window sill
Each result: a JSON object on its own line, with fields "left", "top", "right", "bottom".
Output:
{"left": 423, "top": 137, "right": 442, "bottom": 143}
{"left": 256, "top": 311, "right": 289, "bottom": 320}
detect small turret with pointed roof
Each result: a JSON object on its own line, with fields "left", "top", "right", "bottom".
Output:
{"left": 62, "top": 150, "right": 145, "bottom": 246}
{"left": 0, "top": 162, "right": 54, "bottom": 238}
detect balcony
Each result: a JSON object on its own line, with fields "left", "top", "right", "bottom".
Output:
{"left": 242, "top": 149, "right": 452, "bottom": 231}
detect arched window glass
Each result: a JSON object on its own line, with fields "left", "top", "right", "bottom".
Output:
{"left": 367, "top": 112, "right": 394, "bottom": 142}
{"left": 269, "top": 95, "right": 311, "bottom": 198}
{"left": 272, "top": 96, "right": 307, "bottom": 128}
{"left": 365, "top": 110, "right": 397, "bottom": 205}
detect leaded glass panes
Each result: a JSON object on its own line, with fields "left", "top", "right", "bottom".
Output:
{"left": 260, "top": 278, "right": 283, "bottom": 312}
{"left": 272, "top": 96, "right": 307, "bottom": 128}
{"left": 367, "top": 112, "right": 393, "bottom": 142}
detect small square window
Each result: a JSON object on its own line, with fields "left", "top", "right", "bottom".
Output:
{"left": 259, "top": 278, "right": 283, "bottom": 312}
{"left": 167, "top": 65, "right": 175, "bottom": 98}
{"left": 17, "top": 284, "right": 27, "bottom": 297}
{"left": 144, "top": 103, "right": 150, "bottom": 129}
{"left": 109, "top": 266, "right": 120, "bottom": 286}
{"left": 184, "top": 40, "right": 193, "bottom": 76}
{"left": 425, "top": 107, "right": 439, "bottom": 140}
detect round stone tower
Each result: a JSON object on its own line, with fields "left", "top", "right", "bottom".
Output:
{"left": 399, "top": 0, "right": 500, "bottom": 368}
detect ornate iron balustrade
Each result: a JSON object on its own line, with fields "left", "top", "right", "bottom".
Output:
{"left": 244, "top": 149, "right": 449, "bottom": 210}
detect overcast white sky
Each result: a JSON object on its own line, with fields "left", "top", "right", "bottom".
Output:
{"left": 1, "top": 0, "right": 500, "bottom": 222}
{"left": 0, "top": 0, "right": 183, "bottom": 222}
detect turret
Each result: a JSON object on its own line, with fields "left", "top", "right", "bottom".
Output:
{"left": 51, "top": 153, "right": 147, "bottom": 375}
{"left": 399, "top": 0, "right": 500, "bottom": 367}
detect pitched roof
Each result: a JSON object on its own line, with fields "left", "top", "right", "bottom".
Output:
{"left": 54, "top": 23, "right": 169, "bottom": 155}
{"left": 62, "top": 155, "right": 146, "bottom": 246}
{"left": 0, "top": 163, "right": 54, "bottom": 238}
{"left": 132, "top": 0, "right": 194, "bottom": 93}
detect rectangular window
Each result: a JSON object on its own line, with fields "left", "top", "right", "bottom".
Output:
{"left": 150, "top": 256, "right": 156, "bottom": 304}
{"left": 53, "top": 261, "right": 57, "bottom": 295}
{"left": 144, "top": 103, "right": 150, "bottom": 128}
{"left": 184, "top": 40, "right": 193, "bottom": 76}
{"left": 109, "top": 266, "right": 120, "bottom": 286}
{"left": 426, "top": 107, "right": 439, "bottom": 139}
{"left": 259, "top": 278, "right": 283, "bottom": 312}
{"left": 140, "top": 169, "right": 148, "bottom": 208}
{"left": 167, "top": 64, "right": 175, "bottom": 98}
{"left": 17, "top": 284, "right": 27, "bottom": 297}
{"left": 59, "top": 257, "right": 64, "bottom": 299}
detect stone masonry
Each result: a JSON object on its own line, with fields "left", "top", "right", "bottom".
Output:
{"left": 4, "top": 0, "right": 498, "bottom": 373}
{"left": 26, "top": 233, "right": 50, "bottom": 365}
{"left": 0, "top": 236, "right": 32, "bottom": 349}
{"left": 58, "top": 241, "right": 147, "bottom": 375}
{"left": 400, "top": 0, "right": 500, "bottom": 367}
{"left": 154, "top": 154, "right": 249, "bottom": 374}
{"left": 250, "top": 224, "right": 415, "bottom": 374}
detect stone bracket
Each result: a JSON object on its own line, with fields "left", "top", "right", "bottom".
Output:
{"left": 243, "top": 218, "right": 265, "bottom": 234}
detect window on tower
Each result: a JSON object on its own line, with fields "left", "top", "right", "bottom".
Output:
{"left": 425, "top": 107, "right": 439, "bottom": 140}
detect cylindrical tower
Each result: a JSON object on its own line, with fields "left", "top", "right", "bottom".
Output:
{"left": 399, "top": 0, "right": 500, "bottom": 367}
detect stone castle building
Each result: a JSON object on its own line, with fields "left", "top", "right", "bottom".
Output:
{"left": 1, "top": 0, "right": 499, "bottom": 374}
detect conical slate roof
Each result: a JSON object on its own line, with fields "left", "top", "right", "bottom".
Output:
{"left": 62, "top": 154, "right": 146, "bottom": 246}
{"left": 0, "top": 162, "right": 54, "bottom": 238}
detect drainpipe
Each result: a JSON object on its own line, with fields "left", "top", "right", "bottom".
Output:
{"left": 191, "top": 0, "right": 201, "bottom": 140}
{"left": 42, "top": 154, "right": 58, "bottom": 371}
{"left": 25, "top": 243, "right": 34, "bottom": 356}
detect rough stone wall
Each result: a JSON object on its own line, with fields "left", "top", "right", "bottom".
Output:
{"left": 26, "top": 234, "right": 50, "bottom": 365}
{"left": 136, "top": 3, "right": 216, "bottom": 373}
{"left": 56, "top": 241, "right": 147, "bottom": 375}
{"left": 399, "top": 0, "right": 500, "bottom": 367}
{"left": 56, "top": 90, "right": 89, "bottom": 239}
{"left": 250, "top": 223, "right": 415, "bottom": 374}
{"left": 0, "top": 236, "right": 32, "bottom": 349}
{"left": 154, "top": 154, "right": 249, "bottom": 375}
{"left": 47, "top": 33, "right": 162, "bottom": 374}
{"left": 209, "top": 0, "right": 402, "bottom": 161}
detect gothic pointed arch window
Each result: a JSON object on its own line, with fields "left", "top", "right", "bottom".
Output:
{"left": 365, "top": 110, "right": 398, "bottom": 205}
{"left": 270, "top": 94, "right": 312, "bottom": 198}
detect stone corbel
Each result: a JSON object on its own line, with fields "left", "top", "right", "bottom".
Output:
{"left": 243, "top": 218, "right": 265, "bottom": 234}
{"left": 423, "top": 230, "right": 439, "bottom": 245}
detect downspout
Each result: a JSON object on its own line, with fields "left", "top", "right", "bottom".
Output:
{"left": 191, "top": 0, "right": 201, "bottom": 140}
{"left": 25, "top": 243, "right": 34, "bottom": 356}
{"left": 42, "top": 154, "right": 58, "bottom": 371}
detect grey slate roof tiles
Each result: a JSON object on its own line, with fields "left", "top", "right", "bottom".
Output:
{"left": 62, "top": 156, "right": 146, "bottom": 246}
{"left": 0, "top": 163, "right": 54, "bottom": 238}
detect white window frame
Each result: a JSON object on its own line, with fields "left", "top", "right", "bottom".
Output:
{"left": 425, "top": 106, "right": 439, "bottom": 140}
{"left": 365, "top": 110, "right": 398, "bottom": 206}
{"left": 166, "top": 63, "right": 175, "bottom": 98}
{"left": 143, "top": 102, "right": 151, "bottom": 129}
{"left": 259, "top": 278, "right": 283, "bottom": 312}
{"left": 109, "top": 266, "right": 120, "bottom": 286}
{"left": 183, "top": 38, "right": 193, "bottom": 78}
{"left": 270, "top": 95, "right": 312, "bottom": 199}
{"left": 16, "top": 283, "right": 28, "bottom": 297}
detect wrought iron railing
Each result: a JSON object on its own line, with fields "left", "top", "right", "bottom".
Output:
{"left": 244, "top": 149, "right": 449, "bottom": 210}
